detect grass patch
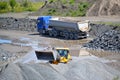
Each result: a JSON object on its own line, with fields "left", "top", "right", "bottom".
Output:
{"left": 30, "top": 2, "right": 44, "bottom": 11}
{"left": 14, "top": 2, "right": 44, "bottom": 12}
{"left": 44, "top": 1, "right": 90, "bottom": 17}
{"left": 0, "top": 1, "right": 44, "bottom": 13}
{"left": 0, "top": 1, "right": 11, "bottom": 13}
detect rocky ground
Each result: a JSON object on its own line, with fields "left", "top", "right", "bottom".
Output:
{"left": 84, "top": 30, "right": 120, "bottom": 51}
{"left": 0, "top": 13, "right": 120, "bottom": 80}
{"left": 0, "top": 29, "right": 120, "bottom": 80}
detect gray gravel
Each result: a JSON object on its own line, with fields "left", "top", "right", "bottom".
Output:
{"left": 0, "top": 57, "right": 120, "bottom": 80}
{"left": 0, "top": 17, "right": 36, "bottom": 32}
{"left": 0, "top": 48, "right": 12, "bottom": 62}
{"left": 89, "top": 23, "right": 113, "bottom": 37}
{"left": 84, "top": 30, "right": 120, "bottom": 52}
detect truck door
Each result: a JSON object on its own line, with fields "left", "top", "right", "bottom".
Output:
{"left": 37, "top": 17, "right": 44, "bottom": 31}
{"left": 37, "top": 16, "right": 51, "bottom": 32}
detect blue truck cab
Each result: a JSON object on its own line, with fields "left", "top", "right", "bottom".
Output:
{"left": 37, "top": 16, "right": 52, "bottom": 34}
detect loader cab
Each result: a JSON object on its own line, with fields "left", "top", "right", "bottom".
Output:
{"left": 37, "top": 16, "right": 52, "bottom": 33}
{"left": 56, "top": 48, "right": 70, "bottom": 59}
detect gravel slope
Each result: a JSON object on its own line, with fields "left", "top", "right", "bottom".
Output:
{"left": 0, "top": 56, "right": 120, "bottom": 80}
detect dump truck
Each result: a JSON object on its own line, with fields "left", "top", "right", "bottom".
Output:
{"left": 35, "top": 47, "right": 72, "bottom": 64}
{"left": 37, "top": 16, "right": 90, "bottom": 39}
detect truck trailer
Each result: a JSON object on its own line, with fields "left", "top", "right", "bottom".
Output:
{"left": 37, "top": 16, "right": 90, "bottom": 39}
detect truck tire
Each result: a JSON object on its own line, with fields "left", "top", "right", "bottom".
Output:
{"left": 69, "top": 33, "right": 74, "bottom": 39}
{"left": 74, "top": 34, "right": 78, "bottom": 40}
{"left": 49, "top": 30, "right": 53, "bottom": 37}
{"left": 53, "top": 30, "right": 58, "bottom": 37}
{"left": 64, "top": 32, "right": 69, "bottom": 39}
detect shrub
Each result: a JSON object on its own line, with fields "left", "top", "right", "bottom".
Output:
{"left": 0, "top": 1, "right": 10, "bottom": 13}
{"left": 78, "top": 2, "right": 90, "bottom": 16}
{"left": 9, "top": 0, "right": 17, "bottom": 11}
{"left": 0, "top": 2, "right": 8, "bottom": 10}
{"left": 22, "top": 0, "right": 31, "bottom": 7}
{"left": 69, "top": 0, "right": 75, "bottom": 5}
{"left": 14, "top": 3, "right": 23, "bottom": 12}
{"left": 47, "top": 8, "right": 56, "bottom": 15}
{"left": 48, "top": 0, "right": 56, "bottom": 3}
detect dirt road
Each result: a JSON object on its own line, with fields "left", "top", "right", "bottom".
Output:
{"left": 0, "top": 29, "right": 91, "bottom": 56}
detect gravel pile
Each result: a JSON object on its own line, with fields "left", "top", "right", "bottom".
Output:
{"left": 89, "top": 23, "right": 113, "bottom": 37}
{"left": 84, "top": 30, "right": 120, "bottom": 52}
{"left": 0, "top": 17, "right": 36, "bottom": 32}
{"left": 0, "top": 57, "right": 120, "bottom": 80}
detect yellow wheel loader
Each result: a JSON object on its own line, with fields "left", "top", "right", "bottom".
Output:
{"left": 35, "top": 47, "right": 72, "bottom": 64}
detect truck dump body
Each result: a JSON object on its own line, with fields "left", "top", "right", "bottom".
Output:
{"left": 49, "top": 20, "right": 90, "bottom": 32}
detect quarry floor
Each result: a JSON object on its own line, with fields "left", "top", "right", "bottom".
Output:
{"left": 0, "top": 12, "right": 120, "bottom": 80}
{"left": 0, "top": 30, "right": 120, "bottom": 80}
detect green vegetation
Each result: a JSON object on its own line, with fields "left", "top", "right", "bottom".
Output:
{"left": 0, "top": 0, "right": 90, "bottom": 17}
{"left": 67, "top": 2, "right": 89, "bottom": 16}
{"left": 46, "top": 1, "right": 90, "bottom": 17}
{"left": 113, "top": 76, "right": 119, "bottom": 80}
{"left": 0, "top": 1, "right": 10, "bottom": 13}
{"left": 69, "top": 0, "right": 75, "bottom": 5}
{"left": 47, "top": 8, "right": 56, "bottom": 15}
{"left": 48, "top": 0, "right": 57, "bottom": 3}
{"left": 9, "top": 0, "right": 16, "bottom": 11}
{"left": 0, "top": 0, "right": 44, "bottom": 13}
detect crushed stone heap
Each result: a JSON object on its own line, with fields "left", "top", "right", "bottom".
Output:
{"left": 84, "top": 30, "right": 120, "bottom": 51}
{"left": 0, "top": 17, "right": 36, "bottom": 32}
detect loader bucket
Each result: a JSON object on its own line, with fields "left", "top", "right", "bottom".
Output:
{"left": 35, "top": 51, "right": 55, "bottom": 61}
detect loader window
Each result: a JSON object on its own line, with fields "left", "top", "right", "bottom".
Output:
{"left": 57, "top": 50, "right": 68, "bottom": 57}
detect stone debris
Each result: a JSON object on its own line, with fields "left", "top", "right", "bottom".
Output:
{"left": 0, "top": 48, "right": 12, "bottom": 62}
{"left": 84, "top": 30, "right": 120, "bottom": 52}
{"left": 0, "top": 17, "right": 36, "bottom": 32}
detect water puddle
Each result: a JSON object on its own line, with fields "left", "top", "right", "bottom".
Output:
{"left": 20, "top": 37, "right": 31, "bottom": 42}
{"left": 14, "top": 37, "right": 47, "bottom": 63}
{"left": 0, "top": 39, "right": 12, "bottom": 44}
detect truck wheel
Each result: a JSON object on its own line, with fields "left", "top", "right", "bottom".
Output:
{"left": 38, "top": 30, "right": 43, "bottom": 35}
{"left": 69, "top": 33, "right": 74, "bottom": 39}
{"left": 74, "top": 34, "right": 78, "bottom": 40}
{"left": 53, "top": 30, "right": 58, "bottom": 37}
{"left": 49, "top": 30, "right": 53, "bottom": 37}
{"left": 64, "top": 32, "right": 69, "bottom": 39}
